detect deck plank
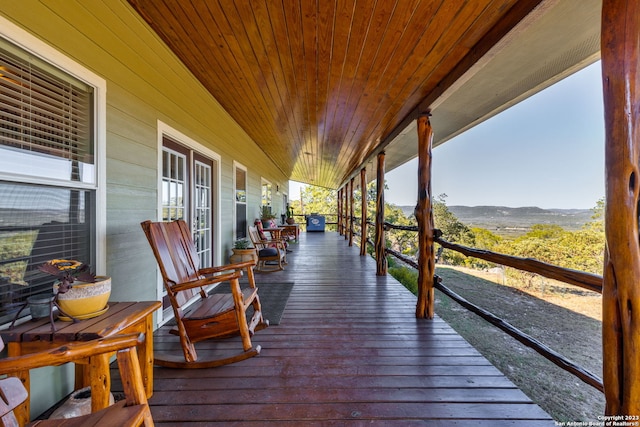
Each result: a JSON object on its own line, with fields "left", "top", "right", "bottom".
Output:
{"left": 143, "top": 231, "right": 555, "bottom": 425}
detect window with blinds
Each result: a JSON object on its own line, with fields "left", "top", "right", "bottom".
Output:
{"left": 0, "top": 41, "right": 96, "bottom": 323}
{"left": 0, "top": 42, "right": 94, "bottom": 183}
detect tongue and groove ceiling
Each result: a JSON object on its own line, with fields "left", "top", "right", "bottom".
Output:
{"left": 127, "top": 0, "right": 601, "bottom": 189}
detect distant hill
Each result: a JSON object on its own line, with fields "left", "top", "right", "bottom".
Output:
{"left": 398, "top": 205, "right": 593, "bottom": 237}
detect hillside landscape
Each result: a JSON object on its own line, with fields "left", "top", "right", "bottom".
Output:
{"left": 400, "top": 205, "right": 593, "bottom": 236}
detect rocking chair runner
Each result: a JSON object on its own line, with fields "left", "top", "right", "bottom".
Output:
{"left": 141, "top": 220, "right": 268, "bottom": 369}
{"left": 0, "top": 334, "right": 153, "bottom": 427}
{"left": 248, "top": 225, "right": 287, "bottom": 273}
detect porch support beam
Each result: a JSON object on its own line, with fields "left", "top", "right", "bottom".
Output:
{"left": 349, "top": 177, "right": 355, "bottom": 246}
{"left": 341, "top": 186, "right": 346, "bottom": 236}
{"left": 360, "top": 168, "right": 368, "bottom": 256}
{"left": 375, "top": 152, "right": 387, "bottom": 275}
{"left": 602, "top": 0, "right": 640, "bottom": 415}
{"left": 345, "top": 181, "right": 349, "bottom": 240}
{"left": 415, "top": 114, "right": 435, "bottom": 319}
{"left": 338, "top": 187, "right": 343, "bottom": 235}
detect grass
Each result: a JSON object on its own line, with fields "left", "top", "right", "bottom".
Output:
{"left": 389, "top": 264, "right": 604, "bottom": 422}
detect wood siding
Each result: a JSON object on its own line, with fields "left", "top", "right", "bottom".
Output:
{"left": 1, "top": 0, "right": 289, "bottom": 304}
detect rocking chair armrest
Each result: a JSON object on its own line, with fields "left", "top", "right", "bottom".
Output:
{"left": 258, "top": 237, "right": 285, "bottom": 245}
{"left": 171, "top": 271, "right": 242, "bottom": 293}
{"left": 199, "top": 259, "right": 256, "bottom": 276}
{"left": 0, "top": 333, "right": 144, "bottom": 374}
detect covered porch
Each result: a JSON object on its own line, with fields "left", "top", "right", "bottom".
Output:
{"left": 145, "top": 231, "right": 553, "bottom": 425}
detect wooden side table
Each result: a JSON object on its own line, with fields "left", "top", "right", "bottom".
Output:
{"left": 0, "top": 300, "right": 160, "bottom": 425}
{"left": 281, "top": 224, "right": 300, "bottom": 242}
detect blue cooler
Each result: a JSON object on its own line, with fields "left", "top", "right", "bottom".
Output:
{"left": 306, "top": 214, "right": 325, "bottom": 232}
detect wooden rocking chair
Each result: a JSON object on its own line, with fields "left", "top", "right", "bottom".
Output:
{"left": 248, "top": 225, "right": 287, "bottom": 273}
{"left": 141, "top": 220, "right": 268, "bottom": 369}
{"left": 0, "top": 334, "right": 153, "bottom": 427}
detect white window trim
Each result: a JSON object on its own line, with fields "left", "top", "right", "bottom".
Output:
{"left": 261, "top": 177, "right": 273, "bottom": 217}
{"left": 157, "top": 120, "right": 222, "bottom": 265}
{"left": 233, "top": 161, "right": 247, "bottom": 239}
{"left": 0, "top": 15, "right": 107, "bottom": 274}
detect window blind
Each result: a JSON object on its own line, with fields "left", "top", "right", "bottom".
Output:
{"left": 0, "top": 43, "right": 94, "bottom": 180}
{"left": 0, "top": 41, "right": 96, "bottom": 323}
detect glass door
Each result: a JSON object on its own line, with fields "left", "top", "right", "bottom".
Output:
{"left": 161, "top": 137, "right": 215, "bottom": 319}
{"left": 194, "top": 156, "right": 212, "bottom": 268}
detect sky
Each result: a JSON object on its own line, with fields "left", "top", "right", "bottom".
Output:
{"left": 291, "top": 61, "right": 605, "bottom": 210}
{"left": 386, "top": 61, "right": 605, "bottom": 209}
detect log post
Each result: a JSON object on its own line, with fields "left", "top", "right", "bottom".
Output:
{"left": 349, "top": 177, "right": 355, "bottom": 246}
{"left": 601, "top": 0, "right": 640, "bottom": 415}
{"left": 360, "top": 168, "right": 368, "bottom": 256}
{"left": 375, "top": 152, "right": 387, "bottom": 275}
{"left": 337, "top": 187, "right": 343, "bottom": 235}
{"left": 343, "top": 186, "right": 348, "bottom": 236}
{"left": 344, "top": 180, "right": 349, "bottom": 240}
{"left": 414, "top": 114, "right": 435, "bottom": 319}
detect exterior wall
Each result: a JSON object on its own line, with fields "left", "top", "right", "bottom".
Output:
{"left": 0, "top": 0, "right": 288, "bottom": 417}
{"left": 1, "top": 0, "right": 288, "bottom": 299}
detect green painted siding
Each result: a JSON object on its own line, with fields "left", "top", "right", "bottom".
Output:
{"left": 1, "top": 1, "right": 289, "bottom": 417}
{"left": 1, "top": 0, "right": 288, "bottom": 299}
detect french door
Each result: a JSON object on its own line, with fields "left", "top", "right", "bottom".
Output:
{"left": 161, "top": 136, "right": 216, "bottom": 317}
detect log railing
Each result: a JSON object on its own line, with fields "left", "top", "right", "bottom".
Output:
{"left": 373, "top": 221, "right": 605, "bottom": 392}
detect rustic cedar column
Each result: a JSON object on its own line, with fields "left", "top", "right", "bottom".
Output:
{"left": 375, "top": 152, "right": 387, "bottom": 275}
{"left": 602, "top": 0, "right": 640, "bottom": 415}
{"left": 343, "top": 186, "right": 348, "bottom": 236}
{"left": 344, "top": 185, "right": 348, "bottom": 237}
{"left": 344, "top": 180, "right": 349, "bottom": 240}
{"left": 414, "top": 114, "right": 435, "bottom": 319}
{"left": 349, "top": 177, "right": 355, "bottom": 246}
{"left": 337, "top": 187, "right": 343, "bottom": 235}
{"left": 360, "top": 168, "right": 368, "bottom": 256}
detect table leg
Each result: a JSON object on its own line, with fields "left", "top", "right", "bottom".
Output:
{"left": 7, "top": 342, "right": 29, "bottom": 426}
{"left": 140, "top": 312, "right": 154, "bottom": 398}
{"left": 89, "top": 352, "right": 111, "bottom": 412}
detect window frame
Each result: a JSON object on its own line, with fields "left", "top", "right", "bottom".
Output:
{"left": 261, "top": 178, "right": 272, "bottom": 212}
{"left": 233, "top": 161, "right": 247, "bottom": 240}
{"left": 0, "top": 16, "right": 107, "bottom": 274}
{"left": 156, "top": 121, "right": 221, "bottom": 324}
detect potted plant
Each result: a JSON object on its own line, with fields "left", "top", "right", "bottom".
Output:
{"left": 260, "top": 206, "right": 277, "bottom": 228}
{"left": 230, "top": 239, "right": 257, "bottom": 264}
{"left": 39, "top": 259, "right": 111, "bottom": 321}
{"left": 286, "top": 204, "right": 296, "bottom": 224}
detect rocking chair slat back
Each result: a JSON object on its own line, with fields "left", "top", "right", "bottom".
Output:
{"left": 142, "top": 220, "right": 200, "bottom": 306}
{"left": 141, "top": 219, "right": 269, "bottom": 368}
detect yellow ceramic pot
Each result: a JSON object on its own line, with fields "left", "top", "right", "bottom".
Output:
{"left": 230, "top": 248, "right": 257, "bottom": 264}
{"left": 54, "top": 276, "right": 111, "bottom": 319}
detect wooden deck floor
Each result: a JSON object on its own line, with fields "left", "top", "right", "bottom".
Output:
{"left": 145, "top": 231, "right": 555, "bottom": 425}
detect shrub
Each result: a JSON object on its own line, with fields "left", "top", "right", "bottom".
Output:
{"left": 389, "top": 266, "right": 418, "bottom": 295}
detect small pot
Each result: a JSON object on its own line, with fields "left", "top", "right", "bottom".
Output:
{"left": 27, "top": 293, "right": 54, "bottom": 319}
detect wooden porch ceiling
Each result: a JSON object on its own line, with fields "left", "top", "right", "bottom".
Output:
{"left": 127, "top": 0, "right": 600, "bottom": 189}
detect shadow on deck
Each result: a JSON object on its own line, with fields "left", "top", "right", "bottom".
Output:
{"left": 148, "top": 231, "right": 554, "bottom": 425}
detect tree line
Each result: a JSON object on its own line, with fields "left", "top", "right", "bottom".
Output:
{"left": 290, "top": 184, "right": 605, "bottom": 286}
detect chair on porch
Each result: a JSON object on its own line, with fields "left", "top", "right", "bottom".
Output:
{"left": 248, "top": 225, "right": 287, "bottom": 273}
{"left": 0, "top": 334, "right": 153, "bottom": 427}
{"left": 140, "top": 220, "right": 268, "bottom": 369}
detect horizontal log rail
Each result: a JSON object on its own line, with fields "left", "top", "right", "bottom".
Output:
{"left": 358, "top": 221, "right": 605, "bottom": 393}
{"left": 434, "top": 275, "right": 604, "bottom": 392}
{"left": 384, "top": 222, "right": 418, "bottom": 232}
{"left": 435, "top": 233, "right": 603, "bottom": 294}
{"left": 386, "top": 247, "right": 418, "bottom": 269}
{"left": 383, "top": 223, "right": 603, "bottom": 294}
